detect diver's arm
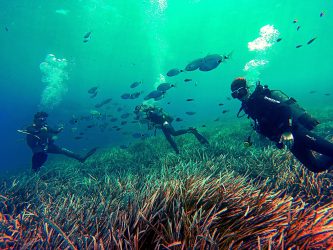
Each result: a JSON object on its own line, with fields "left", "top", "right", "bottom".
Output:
{"left": 48, "top": 126, "right": 63, "bottom": 134}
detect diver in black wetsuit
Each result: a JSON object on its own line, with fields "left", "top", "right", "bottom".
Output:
{"left": 231, "top": 77, "right": 333, "bottom": 173}
{"left": 24, "top": 112, "right": 97, "bottom": 172}
{"left": 134, "top": 104, "right": 209, "bottom": 154}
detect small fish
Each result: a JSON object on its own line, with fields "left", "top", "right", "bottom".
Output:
{"left": 121, "top": 113, "right": 130, "bottom": 119}
{"left": 214, "top": 118, "right": 220, "bottom": 122}
{"left": 157, "top": 83, "right": 175, "bottom": 92}
{"left": 296, "top": 45, "right": 303, "bottom": 48}
{"left": 320, "top": 12, "right": 325, "bottom": 17}
{"left": 324, "top": 93, "right": 331, "bottom": 96}
{"left": 5, "top": 26, "right": 8, "bottom": 32}
{"left": 144, "top": 90, "right": 164, "bottom": 100}
{"left": 167, "top": 102, "right": 171, "bottom": 104}
{"left": 88, "top": 86, "right": 98, "bottom": 94}
{"left": 95, "top": 98, "right": 112, "bottom": 108}
{"left": 121, "top": 93, "right": 131, "bottom": 99}
{"left": 83, "top": 31, "right": 91, "bottom": 39}
{"left": 222, "top": 110, "right": 229, "bottom": 114}
{"left": 293, "top": 19, "right": 298, "bottom": 23}
{"left": 110, "top": 118, "right": 118, "bottom": 122}
{"left": 130, "top": 81, "right": 141, "bottom": 88}
{"left": 276, "top": 38, "right": 282, "bottom": 42}
{"left": 121, "top": 121, "right": 127, "bottom": 125}
{"left": 112, "top": 125, "right": 118, "bottom": 128}
{"left": 185, "top": 111, "right": 196, "bottom": 115}
{"left": 86, "top": 124, "right": 95, "bottom": 128}
{"left": 74, "top": 136, "right": 83, "bottom": 140}
{"left": 167, "top": 68, "right": 183, "bottom": 77}
{"left": 119, "top": 144, "right": 129, "bottom": 149}
{"left": 185, "top": 58, "right": 204, "bottom": 71}
{"left": 199, "top": 54, "right": 223, "bottom": 72}
{"left": 130, "top": 92, "right": 141, "bottom": 99}
{"left": 226, "top": 97, "right": 231, "bottom": 101}
{"left": 116, "top": 128, "right": 121, "bottom": 131}
{"left": 79, "top": 132, "right": 85, "bottom": 135}
{"left": 309, "top": 90, "right": 316, "bottom": 94}
{"left": 90, "top": 92, "right": 98, "bottom": 98}
{"left": 186, "top": 98, "right": 194, "bottom": 102}
{"left": 202, "top": 125, "right": 206, "bottom": 127}
{"left": 175, "top": 118, "right": 183, "bottom": 122}
{"left": 296, "top": 26, "right": 301, "bottom": 31}
{"left": 307, "top": 37, "right": 317, "bottom": 45}
{"left": 117, "top": 107, "right": 123, "bottom": 112}
{"left": 184, "top": 79, "right": 192, "bottom": 82}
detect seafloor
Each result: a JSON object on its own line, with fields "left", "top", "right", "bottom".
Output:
{"left": 1, "top": 108, "right": 333, "bottom": 249}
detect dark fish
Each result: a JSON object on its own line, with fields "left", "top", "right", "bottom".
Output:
{"left": 74, "top": 136, "right": 83, "bottom": 140}
{"left": 293, "top": 19, "right": 298, "bottom": 23}
{"left": 324, "top": 93, "right": 331, "bottom": 96}
{"left": 276, "top": 38, "right": 282, "bottom": 42}
{"left": 119, "top": 144, "right": 129, "bottom": 149}
{"left": 144, "top": 90, "right": 164, "bottom": 100}
{"left": 296, "top": 45, "right": 303, "bottom": 48}
{"left": 116, "top": 128, "right": 121, "bottom": 131}
{"left": 117, "top": 107, "right": 123, "bottom": 112}
{"left": 226, "top": 97, "right": 231, "bottom": 101}
{"left": 112, "top": 125, "right": 118, "bottom": 128}
{"left": 297, "top": 26, "right": 301, "bottom": 31}
{"left": 88, "top": 86, "right": 98, "bottom": 94}
{"left": 185, "top": 111, "right": 196, "bottom": 115}
{"left": 121, "top": 121, "right": 127, "bottom": 125}
{"left": 309, "top": 90, "right": 316, "bottom": 94}
{"left": 121, "top": 93, "right": 131, "bottom": 99}
{"left": 218, "top": 103, "right": 224, "bottom": 106}
{"left": 130, "top": 92, "right": 141, "bottom": 99}
{"left": 157, "top": 83, "right": 175, "bottom": 92}
{"left": 130, "top": 81, "right": 141, "bottom": 88}
{"left": 184, "top": 79, "right": 192, "bottom": 82}
{"left": 199, "top": 54, "right": 223, "bottom": 71}
{"left": 83, "top": 39, "right": 89, "bottom": 43}
{"left": 86, "top": 124, "right": 95, "bottom": 128}
{"left": 90, "top": 92, "right": 98, "bottom": 98}
{"left": 121, "top": 113, "right": 130, "bottom": 119}
{"left": 175, "top": 118, "right": 183, "bottom": 122}
{"left": 5, "top": 26, "right": 8, "bottom": 32}
{"left": 167, "top": 102, "right": 171, "bottom": 104}
{"left": 202, "top": 125, "right": 206, "bottom": 127}
{"left": 110, "top": 118, "right": 118, "bottom": 122}
{"left": 83, "top": 31, "right": 91, "bottom": 39}
{"left": 307, "top": 37, "right": 317, "bottom": 45}
{"left": 214, "top": 118, "right": 220, "bottom": 122}
{"left": 185, "top": 58, "right": 204, "bottom": 71}
{"left": 186, "top": 98, "right": 194, "bottom": 102}
{"left": 69, "top": 118, "right": 79, "bottom": 125}
{"left": 79, "top": 132, "right": 85, "bottom": 135}
{"left": 222, "top": 110, "right": 229, "bottom": 114}
{"left": 320, "top": 12, "right": 324, "bottom": 17}
{"left": 167, "top": 68, "right": 183, "bottom": 77}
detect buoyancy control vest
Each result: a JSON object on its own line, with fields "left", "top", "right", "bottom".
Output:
{"left": 254, "top": 83, "right": 319, "bottom": 130}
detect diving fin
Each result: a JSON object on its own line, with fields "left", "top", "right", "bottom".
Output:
{"left": 193, "top": 131, "right": 209, "bottom": 145}
{"left": 80, "top": 147, "right": 98, "bottom": 163}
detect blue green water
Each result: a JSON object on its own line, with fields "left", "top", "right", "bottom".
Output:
{"left": 1, "top": 0, "right": 332, "bottom": 175}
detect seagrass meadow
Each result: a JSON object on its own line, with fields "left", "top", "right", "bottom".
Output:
{"left": 1, "top": 109, "right": 333, "bottom": 249}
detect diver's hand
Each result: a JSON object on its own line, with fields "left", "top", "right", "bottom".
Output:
{"left": 279, "top": 132, "right": 294, "bottom": 149}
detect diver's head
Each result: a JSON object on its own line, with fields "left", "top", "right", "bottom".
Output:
{"left": 34, "top": 111, "right": 48, "bottom": 126}
{"left": 231, "top": 77, "right": 249, "bottom": 100}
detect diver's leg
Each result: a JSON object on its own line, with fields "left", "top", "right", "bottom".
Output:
{"left": 162, "top": 127, "right": 180, "bottom": 154}
{"left": 165, "top": 123, "right": 188, "bottom": 136}
{"left": 47, "top": 144, "right": 84, "bottom": 162}
{"left": 32, "top": 152, "right": 48, "bottom": 172}
{"left": 291, "top": 128, "right": 333, "bottom": 172}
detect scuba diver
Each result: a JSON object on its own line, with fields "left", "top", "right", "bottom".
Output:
{"left": 23, "top": 111, "right": 97, "bottom": 172}
{"left": 134, "top": 104, "right": 209, "bottom": 154}
{"left": 231, "top": 77, "right": 333, "bottom": 173}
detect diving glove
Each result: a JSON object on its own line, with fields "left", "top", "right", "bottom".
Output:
{"left": 278, "top": 132, "right": 294, "bottom": 150}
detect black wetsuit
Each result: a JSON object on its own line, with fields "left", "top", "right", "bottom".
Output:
{"left": 26, "top": 124, "right": 84, "bottom": 171}
{"left": 242, "top": 85, "right": 333, "bottom": 172}
{"left": 146, "top": 109, "right": 208, "bottom": 154}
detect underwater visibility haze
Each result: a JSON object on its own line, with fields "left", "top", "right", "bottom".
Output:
{"left": 1, "top": 0, "right": 333, "bottom": 248}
